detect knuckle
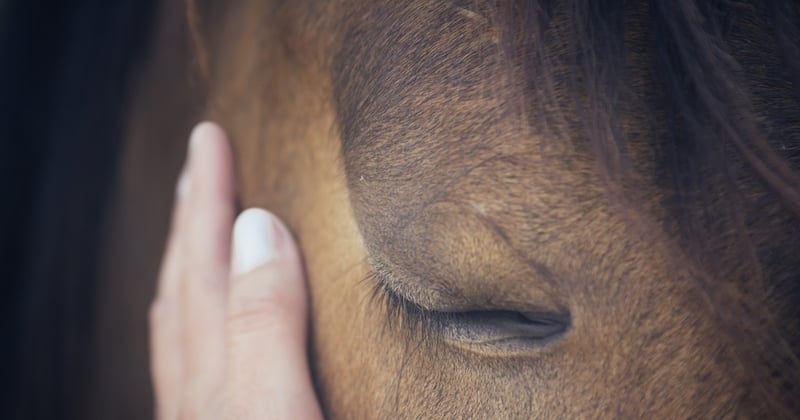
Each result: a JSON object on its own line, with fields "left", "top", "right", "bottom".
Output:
{"left": 227, "top": 291, "right": 296, "bottom": 337}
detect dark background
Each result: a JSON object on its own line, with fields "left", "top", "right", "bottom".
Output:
{"left": 0, "top": 1, "right": 156, "bottom": 418}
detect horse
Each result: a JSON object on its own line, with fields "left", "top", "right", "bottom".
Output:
{"left": 89, "top": 0, "right": 799, "bottom": 418}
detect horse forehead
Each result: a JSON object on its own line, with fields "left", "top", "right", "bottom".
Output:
{"left": 332, "top": 2, "right": 603, "bottom": 252}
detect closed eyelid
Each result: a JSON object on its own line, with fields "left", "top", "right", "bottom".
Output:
{"left": 378, "top": 200, "right": 568, "bottom": 310}
{"left": 369, "top": 260, "right": 570, "bottom": 325}
{"left": 371, "top": 254, "right": 567, "bottom": 317}
{"left": 368, "top": 268, "right": 571, "bottom": 355}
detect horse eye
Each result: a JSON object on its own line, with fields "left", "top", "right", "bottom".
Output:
{"left": 438, "top": 310, "right": 569, "bottom": 348}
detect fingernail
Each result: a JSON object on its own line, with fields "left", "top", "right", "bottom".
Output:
{"left": 232, "top": 208, "right": 282, "bottom": 275}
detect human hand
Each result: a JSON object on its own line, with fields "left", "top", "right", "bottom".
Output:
{"left": 149, "top": 122, "right": 323, "bottom": 419}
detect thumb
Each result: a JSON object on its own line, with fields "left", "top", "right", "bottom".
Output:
{"left": 225, "top": 208, "right": 322, "bottom": 419}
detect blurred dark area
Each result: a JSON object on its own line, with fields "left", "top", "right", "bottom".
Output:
{"left": 0, "top": 0, "right": 156, "bottom": 418}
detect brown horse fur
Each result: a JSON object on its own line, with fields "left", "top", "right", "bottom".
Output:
{"left": 105, "top": 0, "right": 799, "bottom": 417}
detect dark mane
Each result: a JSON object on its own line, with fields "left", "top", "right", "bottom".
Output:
{"left": 500, "top": 0, "right": 800, "bottom": 414}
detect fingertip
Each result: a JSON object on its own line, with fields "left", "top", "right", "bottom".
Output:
{"left": 185, "top": 120, "right": 236, "bottom": 254}
{"left": 190, "top": 121, "right": 226, "bottom": 149}
{"left": 188, "top": 121, "right": 232, "bottom": 179}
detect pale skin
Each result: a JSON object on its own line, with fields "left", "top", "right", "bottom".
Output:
{"left": 149, "top": 122, "right": 324, "bottom": 419}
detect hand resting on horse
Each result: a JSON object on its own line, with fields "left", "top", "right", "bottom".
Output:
{"left": 149, "top": 122, "right": 323, "bottom": 419}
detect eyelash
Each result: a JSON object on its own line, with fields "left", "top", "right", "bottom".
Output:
{"left": 365, "top": 270, "right": 454, "bottom": 343}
